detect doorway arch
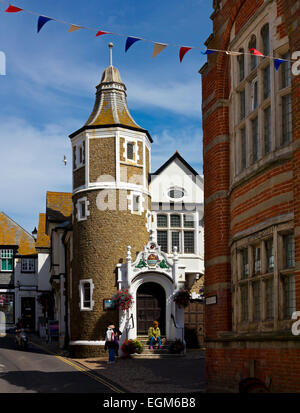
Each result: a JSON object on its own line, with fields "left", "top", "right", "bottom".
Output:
{"left": 136, "top": 282, "right": 166, "bottom": 336}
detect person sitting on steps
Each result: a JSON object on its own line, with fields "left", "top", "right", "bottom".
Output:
{"left": 148, "top": 320, "right": 162, "bottom": 350}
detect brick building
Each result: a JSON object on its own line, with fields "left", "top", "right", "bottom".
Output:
{"left": 200, "top": 0, "right": 300, "bottom": 392}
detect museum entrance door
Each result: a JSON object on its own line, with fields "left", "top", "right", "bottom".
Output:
{"left": 136, "top": 282, "right": 166, "bottom": 336}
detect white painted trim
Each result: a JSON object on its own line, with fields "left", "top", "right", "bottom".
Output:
{"left": 76, "top": 196, "right": 90, "bottom": 222}
{"left": 69, "top": 340, "right": 105, "bottom": 346}
{"left": 73, "top": 183, "right": 151, "bottom": 197}
{"left": 79, "top": 279, "right": 95, "bottom": 311}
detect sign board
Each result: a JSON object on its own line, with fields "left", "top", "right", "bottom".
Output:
{"left": 103, "top": 299, "right": 115, "bottom": 310}
{"left": 205, "top": 295, "right": 217, "bottom": 305}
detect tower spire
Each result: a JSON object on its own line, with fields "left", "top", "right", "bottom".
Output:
{"left": 109, "top": 42, "right": 113, "bottom": 66}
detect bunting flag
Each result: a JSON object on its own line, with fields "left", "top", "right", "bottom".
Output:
{"left": 152, "top": 43, "right": 167, "bottom": 58}
{"left": 37, "top": 16, "right": 53, "bottom": 33}
{"left": 96, "top": 30, "right": 109, "bottom": 37}
{"left": 68, "top": 24, "right": 82, "bottom": 32}
{"left": 201, "top": 49, "right": 215, "bottom": 55}
{"left": 179, "top": 46, "right": 192, "bottom": 62}
{"left": 274, "top": 58, "right": 285, "bottom": 71}
{"left": 249, "top": 48, "right": 264, "bottom": 57}
{"left": 125, "top": 37, "right": 141, "bottom": 52}
{"left": 5, "top": 4, "right": 22, "bottom": 12}
{"left": 0, "top": 2, "right": 296, "bottom": 68}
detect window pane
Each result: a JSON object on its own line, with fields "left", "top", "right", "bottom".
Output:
{"left": 184, "top": 215, "right": 194, "bottom": 228}
{"left": 253, "top": 282, "right": 261, "bottom": 321}
{"left": 266, "top": 240, "right": 274, "bottom": 272}
{"left": 240, "top": 90, "right": 246, "bottom": 120}
{"left": 241, "top": 285, "right": 249, "bottom": 322}
{"left": 241, "top": 248, "right": 248, "bottom": 279}
{"left": 157, "top": 215, "right": 167, "bottom": 227}
{"left": 184, "top": 231, "right": 194, "bottom": 253}
{"left": 265, "top": 279, "right": 274, "bottom": 320}
{"left": 284, "top": 234, "right": 294, "bottom": 268}
{"left": 241, "top": 127, "right": 246, "bottom": 171}
{"left": 283, "top": 275, "right": 296, "bottom": 319}
{"left": 127, "top": 143, "right": 134, "bottom": 160}
{"left": 264, "top": 106, "right": 271, "bottom": 154}
{"left": 261, "top": 24, "right": 269, "bottom": 56}
{"left": 172, "top": 232, "right": 180, "bottom": 252}
{"left": 282, "top": 94, "right": 292, "bottom": 145}
{"left": 83, "top": 283, "right": 91, "bottom": 308}
{"left": 252, "top": 117, "right": 259, "bottom": 163}
{"left": 252, "top": 80, "right": 258, "bottom": 110}
{"left": 170, "top": 215, "right": 181, "bottom": 227}
{"left": 253, "top": 246, "right": 261, "bottom": 275}
{"left": 249, "top": 35, "right": 257, "bottom": 70}
{"left": 157, "top": 231, "right": 168, "bottom": 253}
{"left": 238, "top": 50, "right": 244, "bottom": 81}
{"left": 80, "top": 201, "right": 86, "bottom": 218}
{"left": 133, "top": 195, "right": 140, "bottom": 211}
{"left": 263, "top": 65, "right": 270, "bottom": 100}
{"left": 281, "top": 52, "right": 291, "bottom": 89}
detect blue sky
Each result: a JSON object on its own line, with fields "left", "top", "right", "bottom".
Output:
{"left": 0, "top": 0, "right": 213, "bottom": 232}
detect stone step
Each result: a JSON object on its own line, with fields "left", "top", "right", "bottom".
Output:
{"left": 131, "top": 353, "right": 185, "bottom": 359}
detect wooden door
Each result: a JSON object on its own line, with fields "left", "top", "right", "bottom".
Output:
{"left": 137, "top": 283, "right": 165, "bottom": 335}
{"left": 21, "top": 297, "right": 35, "bottom": 330}
{"left": 184, "top": 301, "right": 204, "bottom": 348}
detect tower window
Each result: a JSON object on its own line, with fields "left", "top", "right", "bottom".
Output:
{"left": 79, "top": 279, "right": 94, "bottom": 311}
{"left": 76, "top": 197, "right": 90, "bottom": 221}
{"left": 127, "top": 142, "right": 134, "bottom": 160}
{"left": 133, "top": 195, "right": 140, "bottom": 211}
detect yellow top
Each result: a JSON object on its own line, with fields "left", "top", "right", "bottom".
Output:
{"left": 148, "top": 326, "right": 161, "bottom": 339}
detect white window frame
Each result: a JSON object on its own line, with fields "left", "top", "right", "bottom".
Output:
{"left": 76, "top": 196, "right": 90, "bottom": 222}
{"left": 122, "top": 138, "right": 140, "bottom": 164}
{"left": 128, "top": 191, "right": 144, "bottom": 215}
{"left": 21, "top": 258, "right": 35, "bottom": 273}
{"left": 79, "top": 279, "right": 94, "bottom": 311}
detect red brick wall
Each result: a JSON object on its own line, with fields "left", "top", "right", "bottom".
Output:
{"left": 202, "top": 0, "right": 300, "bottom": 392}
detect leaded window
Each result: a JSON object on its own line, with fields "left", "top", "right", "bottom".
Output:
{"left": 0, "top": 249, "right": 13, "bottom": 272}
{"left": 157, "top": 231, "right": 168, "bottom": 253}
{"left": 282, "top": 94, "right": 292, "bottom": 145}
{"left": 157, "top": 215, "right": 167, "bottom": 228}
{"left": 184, "top": 231, "right": 194, "bottom": 253}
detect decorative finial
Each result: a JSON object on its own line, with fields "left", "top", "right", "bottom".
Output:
{"left": 109, "top": 42, "right": 114, "bottom": 66}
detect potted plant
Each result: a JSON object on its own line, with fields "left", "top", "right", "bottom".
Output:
{"left": 169, "top": 339, "right": 185, "bottom": 354}
{"left": 173, "top": 289, "right": 191, "bottom": 308}
{"left": 112, "top": 288, "right": 134, "bottom": 311}
{"left": 121, "top": 339, "right": 143, "bottom": 357}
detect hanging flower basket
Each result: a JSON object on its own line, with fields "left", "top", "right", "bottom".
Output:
{"left": 112, "top": 288, "right": 134, "bottom": 311}
{"left": 173, "top": 289, "right": 191, "bottom": 308}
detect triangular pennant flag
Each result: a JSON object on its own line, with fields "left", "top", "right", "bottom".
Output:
{"left": 201, "top": 49, "right": 215, "bottom": 55}
{"left": 96, "top": 30, "right": 109, "bottom": 37}
{"left": 37, "top": 16, "right": 53, "bottom": 33}
{"left": 125, "top": 37, "right": 141, "bottom": 52}
{"left": 179, "top": 47, "right": 192, "bottom": 62}
{"left": 152, "top": 43, "right": 167, "bottom": 58}
{"left": 68, "top": 25, "right": 82, "bottom": 33}
{"left": 274, "top": 58, "right": 285, "bottom": 71}
{"left": 249, "top": 48, "right": 264, "bottom": 57}
{"left": 5, "top": 5, "right": 23, "bottom": 12}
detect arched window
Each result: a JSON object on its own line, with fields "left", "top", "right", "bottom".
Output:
{"left": 261, "top": 24, "right": 269, "bottom": 56}
{"left": 249, "top": 35, "right": 257, "bottom": 71}
{"left": 238, "top": 48, "right": 245, "bottom": 82}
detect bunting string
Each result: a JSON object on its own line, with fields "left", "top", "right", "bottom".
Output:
{"left": 0, "top": 0, "right": 296, "bottom": 66}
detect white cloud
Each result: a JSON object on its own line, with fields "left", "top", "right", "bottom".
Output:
{"left": 151, "top": 127, "right": 203, "bottom": 173}
{"left": 0, "top": 117, "right": 72, "bottom": 231}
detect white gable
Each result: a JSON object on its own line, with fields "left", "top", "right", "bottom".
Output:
{"left": 149, "top": 156, "right": 203, "bottom": 208}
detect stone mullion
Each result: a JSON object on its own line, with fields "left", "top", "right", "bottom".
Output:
{"left": 274, "top": 228, "right": 279, "bottom": 329}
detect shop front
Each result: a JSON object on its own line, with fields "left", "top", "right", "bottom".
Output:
{"left": 0, "top": 291, "right": 15, "bottom": 332}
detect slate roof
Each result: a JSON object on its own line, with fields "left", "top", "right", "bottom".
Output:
{"left": 0, "top": 211, "right": 36, "bottom": 256}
